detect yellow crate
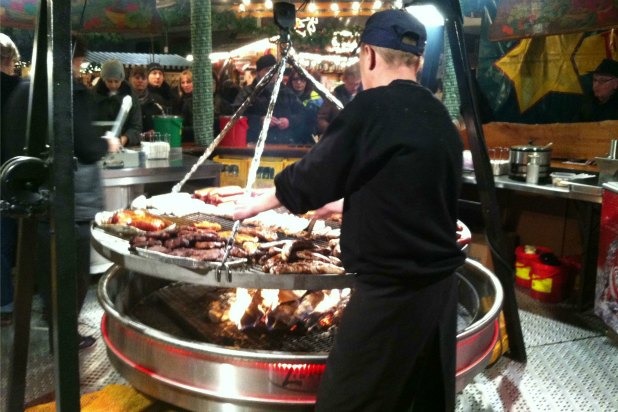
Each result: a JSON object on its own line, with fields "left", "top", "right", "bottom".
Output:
{"left": 250, "top": 157, "right": 285, "bottom": 189}
{"left": 213, "top": 155, "right": 249, "bottom": 187}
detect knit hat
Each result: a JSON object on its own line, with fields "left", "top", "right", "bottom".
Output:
{"left": 100, "top": 59, "right": 125, "bottom": 81}
{"left": 360, "top": 9, "right": 427, "bottom": 56}
{"left": 147, "top": 62, "right": 164, "bottom": 75}
{"left": 256, "top": 54, "right": 277, "bottom": 72}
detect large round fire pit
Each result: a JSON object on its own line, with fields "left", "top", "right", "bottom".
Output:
{"left": 98, "top": 259, "right": 502, "bottom": 411}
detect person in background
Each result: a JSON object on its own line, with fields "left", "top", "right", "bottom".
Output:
{"left": 147, "top": 62, "right": 175, "bottom": 113}
{"left": 92, "top": 59, "right": 142, "bottom": 147}
{"left": 232, "top": 54, "right": 305, "bottom": 145}
{"left": 129, "top": 66, "right": 165, "bottom": 134}
{"left": 233, "top": 10, "right": 464, "bottom": 411}
{"left": 287, "top": 68, "right": 323, "bottom": 144}
{"left": 5, "top": 35, "right": 120, "bottom": 350}
{"left": 316, "top": 62, "right": 362, "bottom": 134}
{"left": 242, "top": 65, "right": 256, "bottom": 87}
{"left": 0, "top": 32, "right": 22, "bottom": 327}
{"left": 576, "top": 58, "right": 618, "bottom": 121}
{"left": 282, "top": 67, "right": 292, "bottom": 86}
{"left": 172, "top": 69, "right": 194, "bottom": 143}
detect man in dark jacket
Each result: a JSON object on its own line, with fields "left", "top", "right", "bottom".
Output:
{"left": 129, "top": 66, "right": 165, "bottom": 133}
{"left": 0, "top": 32, "right": 23, "bottom": 326}
{"left": 92, "top": 59, "right": 142, "bottom": 146}
{"left": 5, "top": 36, "right": 119, "bottom": 350}
{"left": 316, "top": 63, "right": 362, "bottom": 134}
{"left": 232, "top": 54, "right": 305, "bottom": 144}
{"left": 146, "top": 62, "right": 176, "bottom": 114}
{"left": 234, "top": 10, "right": 465, "bottom": 411}
{"left": 576, "top": 58, "right": 618, "bottom": 121}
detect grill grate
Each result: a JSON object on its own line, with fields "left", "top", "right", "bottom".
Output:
{"left": 130, "top": 282, "right": 338, "bottom": 353}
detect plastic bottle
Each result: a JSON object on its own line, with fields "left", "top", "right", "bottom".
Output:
{"left": 526, "top": 153, "right": 540, "bottom": 184}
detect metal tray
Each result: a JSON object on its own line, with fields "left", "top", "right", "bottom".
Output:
{"left": 569, "top": 181, "right": 602, "bottom": 197}
{"left": 134, "top": 247, "right": 247, "bottom": 271}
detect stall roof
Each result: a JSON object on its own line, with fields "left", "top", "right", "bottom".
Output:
{"left": 85, "top": 52, "right": 191, "bottom": 70}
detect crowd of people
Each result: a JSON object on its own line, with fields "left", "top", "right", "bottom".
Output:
{"left": 80, "top": 55, "right": 363, "bottom": 146}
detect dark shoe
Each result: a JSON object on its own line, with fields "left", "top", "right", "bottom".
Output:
{"left": 0, "top": 312, "right": 12, "bottom": 327}
{"left": 78, "top": 335, "right": 96, "bottom": 350}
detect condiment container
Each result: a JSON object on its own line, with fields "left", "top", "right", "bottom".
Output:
{"left": 509, "top": 144, "right": 552, "bottom": 183}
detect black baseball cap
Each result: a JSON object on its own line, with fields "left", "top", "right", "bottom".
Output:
{"left": 360, "top": 9, "right": 427, "bottom": 56}
{"left": 592, "top": 59, "right": 618, "bottom": 78}
{"left": 256, "top": 54, "right": 277, "bottom": 72}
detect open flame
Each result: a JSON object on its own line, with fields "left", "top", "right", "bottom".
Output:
{"left": 226, "top": 287, "right": 351, "bottom": 332}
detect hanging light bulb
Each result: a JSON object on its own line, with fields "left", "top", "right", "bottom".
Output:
{"left": 239, "top": 3, "right": 246, "bottom": 12}
{"left": 372, "top": 0, "right": 382, "bottom": 10}
{"left": 351, "top": 1, "right": 360, "bottom": 12}
{"left": 265, "top": 0, "right": 273, "bottom": 9}
{"left": 242, "top": 0, "right": 251, "bottom": 6}
{"left": 330, "top": 2, "right": 339, "bottom": 12}
{"left": 308, "top": 2, "right": 317, "bottom": 13}
{"left": 393, "top": 0, "right": 402, "bottom": 8}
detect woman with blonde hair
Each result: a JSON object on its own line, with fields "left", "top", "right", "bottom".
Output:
{"left": 173, "top": 69, "right": 194, "bottom": 142}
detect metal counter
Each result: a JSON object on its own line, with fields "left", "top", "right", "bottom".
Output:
{"left": 100, "top": 152, "right": 222, "bottom": 210}
{"left": 462, "top": 171, "right": 602, "bottom": 204}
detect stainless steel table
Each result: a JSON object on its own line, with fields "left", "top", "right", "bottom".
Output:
{"left": 100, "top": 152, "right": 222, "bottom": 210}
{"left": 462, "top": 171, "right": 603, "bottom": 309}
{"left": 462, "top": 172, "right": 602, "bottom": 204}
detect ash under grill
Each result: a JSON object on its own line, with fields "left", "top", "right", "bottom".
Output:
{"left": 128, "top": 280, "right": 474, "bottom": 354}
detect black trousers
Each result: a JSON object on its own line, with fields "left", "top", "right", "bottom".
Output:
{"left": 37, "top": 221, "right": 92, "bottom": 337}
{"left": 315, "top": 273, "right": 458, "bottom": 412}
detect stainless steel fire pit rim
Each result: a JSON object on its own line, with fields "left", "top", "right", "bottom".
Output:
{"left": 98, "top": 265, "right": 331, "bottom": 362}
{"left": 457, "top": 259, "right": 503, "bottom": 341}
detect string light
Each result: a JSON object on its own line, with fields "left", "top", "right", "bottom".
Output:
{"left": 231, "top": 1, "right": 401, "bottom": 18}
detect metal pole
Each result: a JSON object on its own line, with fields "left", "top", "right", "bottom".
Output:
{"left": 438, "top": 0, "right": 527, "bottom": 362}
{"left": 49, "top": 0, "right": 82, "bottom": 408}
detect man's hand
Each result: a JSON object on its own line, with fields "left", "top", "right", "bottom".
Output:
{"left": 276, "top": 117, "right": 290, "bottom": 129}
{"left": 107, "top": 137, "right": 121, "bottom": 153}
{"left": 233, "top": 187, "right": 281, "bottom": 221}
{"left": 313, "top": 198, "right": 343, "bottom": 219}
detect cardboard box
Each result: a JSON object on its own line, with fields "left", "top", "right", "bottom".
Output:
{"left": 468, "top": 232, "right": 494, "bottom": 271}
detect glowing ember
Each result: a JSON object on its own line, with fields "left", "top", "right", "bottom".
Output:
{"left": 225, "top": 287, "right": 351, "bottom": 332}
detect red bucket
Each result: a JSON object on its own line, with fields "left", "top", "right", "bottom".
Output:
{"left": 530, "top": 258, "right": 566, "bottom": 303}
{"left": 514, "top": 245, "right": 552, "bottom": 289}
{"left": 219, "top": 116, "right": 248, "bottom": 147}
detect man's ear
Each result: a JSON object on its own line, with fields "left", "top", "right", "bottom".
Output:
{"left": 367, "top": 46, "right": 376, "bottom": 71}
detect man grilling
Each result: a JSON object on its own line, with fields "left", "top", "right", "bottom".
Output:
{"left": 234, "top": 9, "right": 465, "bottom": 411}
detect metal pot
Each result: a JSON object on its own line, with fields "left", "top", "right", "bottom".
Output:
{"left": 509, "top": 144, "right": 552, "bottom": 183}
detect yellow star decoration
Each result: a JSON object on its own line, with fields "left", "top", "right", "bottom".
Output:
{"left": 495, "top": 33, "right": 582, "bottom": 113}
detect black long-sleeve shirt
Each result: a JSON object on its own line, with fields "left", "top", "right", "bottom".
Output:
{"left": 275, "top": 80, "right": 466, "bottom": 279}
